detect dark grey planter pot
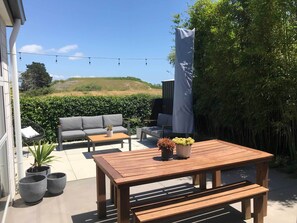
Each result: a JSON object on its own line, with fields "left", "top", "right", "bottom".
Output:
{"left": 26, "top": 166, "right": 51, "bottom": 177}
{"left": 47, "top": 172, "right": 67, "bottom": 195}
{"left": 19, "top": 175, "right": 47, "bottom": 204}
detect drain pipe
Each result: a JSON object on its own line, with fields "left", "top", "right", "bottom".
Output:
{"left": 9, "top": 19, "right": 24, "bottom": 180}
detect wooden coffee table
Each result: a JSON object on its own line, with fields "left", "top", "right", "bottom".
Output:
{"left": 87, "top": 133, "right": 131, "bottom": 152}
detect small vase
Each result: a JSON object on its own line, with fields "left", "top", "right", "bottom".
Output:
{"left": 107, "top": 130, "right": 113, "bottom": 137}
{"left": 160, "top": 147, "right": 174, "bottom": 161}
{"left": 176, "top": 145, "right": 192, "bottom": 159}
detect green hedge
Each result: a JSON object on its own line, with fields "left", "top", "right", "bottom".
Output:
{"left": 20, "top": 94, "right": 157, "bottom": 142}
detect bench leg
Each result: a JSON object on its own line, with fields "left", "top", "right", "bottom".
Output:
{"left": 242, "top": 199, "right": 251, "bottom": 220}
{"left": 254, "top": 195, "right": 264, "bottom": 223}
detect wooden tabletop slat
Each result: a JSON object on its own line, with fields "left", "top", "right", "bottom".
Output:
{"left": 93, "top": 140, "right": 273, "bottom": 186}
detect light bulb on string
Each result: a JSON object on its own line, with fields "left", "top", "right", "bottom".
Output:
{"left": 145, "top": 58, "right": 147, "bottom": 66}
{"left": 88, "top": 57, "right": 91, "bottom": 65}
{"left": 118, "top": 58, "right": 121, "bottom": 66}
{"left": 55, "top": 55, "right": 58, "bottom": 63}
{"left": 19, "top": 52, "right": 22, "bottom": 61}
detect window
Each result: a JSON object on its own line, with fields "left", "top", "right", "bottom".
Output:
{"left": 0, "top": 87, "right": 5, "bottom": 138}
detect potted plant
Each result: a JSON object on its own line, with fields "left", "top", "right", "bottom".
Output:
{"left": 157, "top": 138, "right": 175, "bottom": 161}
{"left": 26, "top": 141, "right": 58, "bottom": 176}
{"left": 106, "top": 125, "right": 113, "bottom": 137}
{"left": 172, "top": 137, "right": 195, "bottom": 159}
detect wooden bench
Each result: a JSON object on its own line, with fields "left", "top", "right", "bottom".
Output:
{"left": 131, "top": 181, "right": 268, "bottom": 223}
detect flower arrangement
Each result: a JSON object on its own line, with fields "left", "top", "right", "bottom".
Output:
{"left": 157, "top": 138, "right": 175, "bottom": 151}
{"left": 172, "top": 137, "right": 195, "bottom": 146}
{"left": 106, "top": 125, "right": 113, "bottom": 131}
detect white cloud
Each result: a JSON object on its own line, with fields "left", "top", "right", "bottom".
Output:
{"left": 57, "top": 44, "right": 78, "bottom": 53}
{"left": 50, "top": 74, "right": 65, "bottom": 80}
{"left": 19, "top": 44, "right": 44, "bottom": 53}
{"left": 68, "top": 52, "right": 84, "bottom": 60}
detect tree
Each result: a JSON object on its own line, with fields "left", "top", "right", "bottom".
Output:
{"left": 20, "top": 62, "right": 52, "bottom": 91}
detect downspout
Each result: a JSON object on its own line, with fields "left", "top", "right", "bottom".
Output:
{"left": 9, "top": 19, "right": 24, "bottom": 180}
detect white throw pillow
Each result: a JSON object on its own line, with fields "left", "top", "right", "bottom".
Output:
{"left": 21, "top": 126, "right": 39, "bottom": 138}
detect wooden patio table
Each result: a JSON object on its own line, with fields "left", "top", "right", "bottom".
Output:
{"left": 93, "top": 139, "right": 273, "bottom": 223}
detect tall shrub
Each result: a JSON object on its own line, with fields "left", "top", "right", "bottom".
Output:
{"left": 177, "top": 0, "right": 297, "bottom": 159}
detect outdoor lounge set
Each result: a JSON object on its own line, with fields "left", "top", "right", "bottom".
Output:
{"left": 58, "top": 114, "right": 128, "bottom": 150}
{"left": 140, "top": 113, "right": 173, "bottom": 140}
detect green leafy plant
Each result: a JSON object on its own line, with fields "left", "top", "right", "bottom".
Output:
{"left": 28, "top": 141, "right": 58, "bottom": 169}
{"left": 157, "top": 138, "right": 175, "bottom": 151}
{"left": 172, "top": 137, "right": 195, "bottom": 146}
{"left": 106, "top": 125, "right": 113, "bottom": 131}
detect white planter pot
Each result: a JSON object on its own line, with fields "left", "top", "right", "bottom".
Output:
{"left": 107, "top": 130, "right": 113, "bottom": 137}
{"left": 176, "top": 145, "right": 192, "bottom": 158}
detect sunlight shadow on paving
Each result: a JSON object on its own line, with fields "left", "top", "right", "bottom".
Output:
{"left": 71, "top": 183, "right": 246, "bottom": 223}
{"left": 82, "top": 149, "right": 122, "bottom": 159}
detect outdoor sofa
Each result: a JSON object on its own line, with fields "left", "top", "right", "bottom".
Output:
{"left": 58, "top": 114, "right": 128, "bottom": 150}
{"left": 140, "top": 113, "right": 173, "bottom": 141}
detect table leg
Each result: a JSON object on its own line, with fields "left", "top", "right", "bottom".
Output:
{"left": 212, "top": 170, "right": 221, "bottom": 187}
{"left": 121, "top": 140, "right": 124, "bottom": 148}
{"left": 117, "top": 186, "right": 130, "bottom": 223}
{"left": 110, "top": 182, "right": 117, "bottom": 207}
{"left": 199, "top": 173, "right": 207, "bottom": 189}
{"left": 129, "top": 137, "right": 131, "bottom": 151}
{"left": 88, "top": 139, "right": 90, "bottom": 152}
{"left": 96, "top": 166, "right": 106, "bottom": 219}
{"left": 192, "top": 174, "right": 199, "bottom": 185}
{"left": 110, "top": 182, "right": 114, "bottom": 203}
{"left": 256, "top": 162, "right": 269, "bottom": 216}
{"left": 93, "top": 142, "right": 95, "bottom": 152}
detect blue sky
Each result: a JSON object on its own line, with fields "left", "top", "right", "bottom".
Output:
{"left": 14, "top": 0, "right": 193, "bottom": 84}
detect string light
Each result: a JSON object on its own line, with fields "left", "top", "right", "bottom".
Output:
{"left": 10, "top": 51, "right": 167, "bottom": 65}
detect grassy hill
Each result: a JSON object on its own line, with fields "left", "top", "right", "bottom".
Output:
{"left": 50, "top": 77, "right": 162, "bottom": 96}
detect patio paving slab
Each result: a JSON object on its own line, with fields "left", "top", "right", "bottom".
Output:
{"left": 9, "top": 136, "right": 297, "bottom": 223}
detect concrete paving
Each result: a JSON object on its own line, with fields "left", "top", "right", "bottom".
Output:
{"left": 7, "top": 136, "right": 297, "bottom": 223}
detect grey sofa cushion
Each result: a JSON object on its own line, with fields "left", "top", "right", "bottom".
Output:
{"left": 142, "top": 126, "right": 162, "bottom": 137}
{"left": 157, "top": 113, "right": 172, "bottom": 127}
{"left": 60, "top": 117, "right": 82, "bottom": 131}
{"left": 61, "top": 130, "right": 85, "bottom": 140}
{"left": 82, "top": 116, "right": 103, "bottom": 129}
{"left": 113, "top": 126, "right": 128, "bottom": 133}
{"left": 84, "top": 128, "right": 106, "bottom": 136}
{"left": 103, "top": 114, "right": 123, "bottom": 127}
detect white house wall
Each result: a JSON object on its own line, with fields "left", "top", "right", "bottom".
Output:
{"left": 0, "top": 13, "right": 16, "bottom": 201}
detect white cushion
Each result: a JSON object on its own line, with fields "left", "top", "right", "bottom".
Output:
{"left": 21, "top": 126, "right": 39, "bottom": 138}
